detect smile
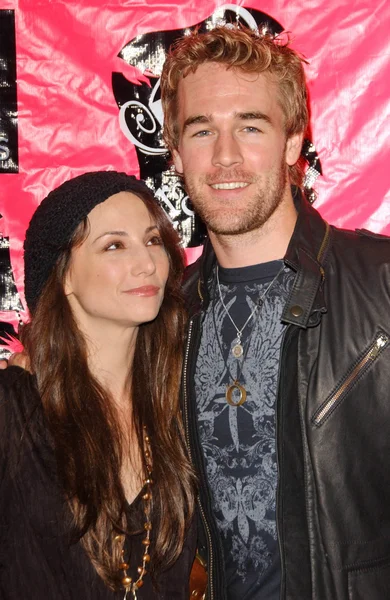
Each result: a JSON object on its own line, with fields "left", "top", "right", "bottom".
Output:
{"left": 210, "top": 182, "right": 249, "bottom": 190}
{"left": 124, "top": 285, "right": 160, "bottom": 297}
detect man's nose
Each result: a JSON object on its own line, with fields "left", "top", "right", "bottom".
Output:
{"left": 211, "top": 131, "right": 243, "bottom": 169}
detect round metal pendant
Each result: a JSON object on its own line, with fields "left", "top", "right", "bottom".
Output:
{"left": 232, "top": 343, "right": 243, "bottom": 358}
{"left": 226, "top": 381, "right": 247, "bottom": 406}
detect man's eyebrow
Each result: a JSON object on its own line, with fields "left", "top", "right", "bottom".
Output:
{"left": 182, "top": 111, "right": 273, "bottom": 133}
{"left": 235, "top": 111, "right": 273, "bottom": 125}
{"left": 182, "top": 114, "right": 211, "bottom": 132}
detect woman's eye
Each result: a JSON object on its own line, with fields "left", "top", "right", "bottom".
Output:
{"left": 105, "top": 241, "right": 123, "bottom": 251}
{"left": 146, "top": 235, "right": 163, "bottom": 246}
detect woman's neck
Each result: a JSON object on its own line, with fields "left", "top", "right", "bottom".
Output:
{"left": 85, "top": 325, "right": 145, "bottom": 503}
{"left": 83, "top": 323, "right": 138, "bottom": 404}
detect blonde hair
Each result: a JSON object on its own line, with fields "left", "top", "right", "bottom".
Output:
{"left": 161, "top": 26, "right": 309, "bottom": 185}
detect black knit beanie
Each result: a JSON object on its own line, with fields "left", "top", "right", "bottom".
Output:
{"left": 24, "top": 171, "right": 154, "bottom": 313}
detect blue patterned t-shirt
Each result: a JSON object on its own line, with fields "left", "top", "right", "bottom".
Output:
{"left": 195, "top": 260, "right": 294, "bottom": 600}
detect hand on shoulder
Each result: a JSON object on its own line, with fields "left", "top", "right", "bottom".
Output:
{"left": 0, "top": 352, "right": 30, "bottom": 371}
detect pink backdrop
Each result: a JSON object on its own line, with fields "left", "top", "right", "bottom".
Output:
{"left": 0, "top": 0, "right": 389, "bottom": 337}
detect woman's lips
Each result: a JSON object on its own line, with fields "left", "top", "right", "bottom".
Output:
{"left": 123, "top": 285, "right": 160, "bottom": 297}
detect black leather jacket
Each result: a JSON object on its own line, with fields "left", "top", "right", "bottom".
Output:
{"left": 181, "top": 192, "right": 390, "bottom": 599}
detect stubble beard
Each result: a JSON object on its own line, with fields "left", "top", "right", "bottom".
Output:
{"left": 184, "top": 159, "right": 289, "bottom": 237}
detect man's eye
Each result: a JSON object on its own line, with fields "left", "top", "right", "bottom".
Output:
{"left": 244, "top": 126, "right": 262, "bottom": 133}
{"left": 193, "top": 130, "right": 211, "bottom": 137}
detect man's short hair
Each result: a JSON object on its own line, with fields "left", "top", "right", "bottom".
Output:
{"left": 161, "top": 26, "right": 309, "bottom": 186}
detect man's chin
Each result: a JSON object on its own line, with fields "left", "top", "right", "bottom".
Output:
{"left": 206, "top": 217, "right": 257, "bottom": 237}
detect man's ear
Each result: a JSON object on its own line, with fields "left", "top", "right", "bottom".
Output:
{"left": 172, "top": 149, "right": 184, "bottom": 175}
{"left": 286, "top": 132, "right": 304, "bottom": 166}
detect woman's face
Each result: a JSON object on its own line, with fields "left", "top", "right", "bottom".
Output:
{"left": 64, "top": 191, "right": 170, "bottom": 335}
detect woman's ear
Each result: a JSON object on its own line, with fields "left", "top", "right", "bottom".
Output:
{"left": 63, "top": 269, "right": 73, "bottom": 297}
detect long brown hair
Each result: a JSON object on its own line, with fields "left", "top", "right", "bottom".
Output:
{"left": 21, "top": 188, "right": 196, "bottom": 589}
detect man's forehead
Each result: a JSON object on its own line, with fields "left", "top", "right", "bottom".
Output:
{"left": 177, "top": 64, "right": 278, "bottom": 114}
{"left": 180, "top": 61, "right": 271, "bottom": 85}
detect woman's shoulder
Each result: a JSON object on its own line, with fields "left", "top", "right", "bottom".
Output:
{"left": 0, "top": 366, "right": 39, "bottom": 418}
{"left": 0, "top": 364, "right": 32, "bottom": 384}
{"left": 0, "top": 367, "right": 43, "bottom": 474}
{"left": 0, "top": 365, "right": 36, "bottom": 393}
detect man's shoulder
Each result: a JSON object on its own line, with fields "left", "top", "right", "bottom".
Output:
{"left": 326, "top": 226, "right": 390, "bottom": 304}
{"left": 330, "top": 225, "right": 390, "bottom": 260}
{"left": 332, "top": 225, "right": 390, "bottom": 242}
{"left": 355, "top": 228, "right": 390, "bottom": 243}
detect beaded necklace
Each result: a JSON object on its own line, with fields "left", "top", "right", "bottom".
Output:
{"left": 114, "top": 426, "right": 153, "bottom": 599}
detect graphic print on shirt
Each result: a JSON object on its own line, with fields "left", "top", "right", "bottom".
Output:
{"left": 195, "top": 265, "right": 294, "bottom": 589}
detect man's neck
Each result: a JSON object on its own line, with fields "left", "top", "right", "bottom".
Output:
{"left": 209, "top": 195, "right": 298, "bottom": 268}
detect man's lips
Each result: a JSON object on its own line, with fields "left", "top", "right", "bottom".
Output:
{"left": 209, "top": 182, "right": 250, "bottom": 190}
{"left": 123, "top": 285, "right": 160, "bottom": 297}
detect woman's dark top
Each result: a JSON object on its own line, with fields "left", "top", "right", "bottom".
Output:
{"left": 0, "top": 367, "right": 196, "bottom": 599}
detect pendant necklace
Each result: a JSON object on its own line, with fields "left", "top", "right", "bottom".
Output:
{"left": 212, "top": 296, "right": 249, "bottom": 406}
{"left": 216, "top": 262, "right": 285, "bottom": 358}
{"left": 214, "top": 262, "right": 285, "bottom": 406}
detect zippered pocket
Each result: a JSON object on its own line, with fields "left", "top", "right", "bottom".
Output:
{"left": 312, "top": 331, "right": 390, "bottom": 427}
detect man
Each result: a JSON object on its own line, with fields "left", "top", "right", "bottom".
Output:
{"left": 160, "top": 26, "right": 390, "bottom": 599}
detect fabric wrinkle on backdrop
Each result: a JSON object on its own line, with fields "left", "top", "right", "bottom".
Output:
{"left": 0, "top": 0, "right": 388, "bottom": 356}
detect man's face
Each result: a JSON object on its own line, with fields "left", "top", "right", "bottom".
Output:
{"left": 172, "top": 63, "right": 303, "bottom": 237}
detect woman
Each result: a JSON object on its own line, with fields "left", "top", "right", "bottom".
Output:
{"left": 0, "top": 171, "right": 196, "bottom": 598}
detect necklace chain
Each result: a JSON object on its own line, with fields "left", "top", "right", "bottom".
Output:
{"left": 212, "top": 298, "right": 251, "bottom": 406}
{"left": 216, "top": 262, "right": 285, "bottom": 358}
{"left": 115, "top": 426, "right": 152, "bottom": 599}
{"left": 214, "top": 262, "right": 285, "bottom": 405}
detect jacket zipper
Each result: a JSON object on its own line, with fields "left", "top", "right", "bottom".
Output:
{"left": 183, "top": 317, "right": 215, "bottom": 600}
{"left": 317, "top": 221, "right": 330, "bottom": 264}
{"left": 313, "top": 332, "right": 389, "bottom": 426}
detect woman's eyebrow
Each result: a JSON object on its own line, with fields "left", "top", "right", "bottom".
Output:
{"left": 93, "top": 230, "right": 128, "bottom": 243}
{"left": 93, "top": 225, "right": 158, "bottom": 244}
